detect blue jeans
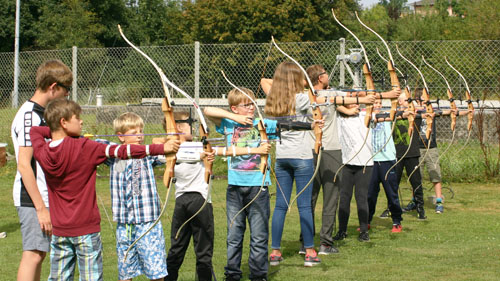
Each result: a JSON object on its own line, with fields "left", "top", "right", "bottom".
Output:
{"left": 368, "top": 160, "right": 403, "bottom": 224}
{"left": 225, "top": 185, "right": 270, "bottom": 280}
{"left": 272, "top": 158, "right": 315, "bottom": 249}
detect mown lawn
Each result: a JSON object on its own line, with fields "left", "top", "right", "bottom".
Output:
{"left": 0, "top": 158, "right": 499, "bottom": 281}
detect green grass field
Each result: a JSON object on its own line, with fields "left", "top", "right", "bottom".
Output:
{"left": 0, "top": 158, "right": 499, "bottom": 281}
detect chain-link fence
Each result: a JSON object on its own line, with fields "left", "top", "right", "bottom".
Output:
{"left": 1, "top": 39, "right": 499, "bottom": 176}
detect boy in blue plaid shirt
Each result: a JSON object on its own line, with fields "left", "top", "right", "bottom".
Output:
{"left": 98, "top": 112, "right": 169, "bottom": 281}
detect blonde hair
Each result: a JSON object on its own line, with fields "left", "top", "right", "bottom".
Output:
{"left": 264, "top": 61, "right": 305, "bottom": 117}
{"left": 113, "top": 112, "right": 144, "bottom": 134}
{"left": 161, "top": 111, "right": 190, "bottom": 131}
{"left": 44, "top": 98, "right": 81, "bottom": 131}
{"left": 227, "top": 87, "right": 255, "bottom": 107}
{"left": 35, "top": 60, "right": 72, "bottom": 91}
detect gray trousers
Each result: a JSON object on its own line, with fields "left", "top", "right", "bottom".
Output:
{"left": 300, "top": 149, "right": 342, "bottom": 247}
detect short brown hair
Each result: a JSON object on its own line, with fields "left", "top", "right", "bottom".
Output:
{"left": 36, "top": 60, "right": 73, "bottom": 91}
{"left": 44, "top": 99, "right": 81, "bottom": 131}
{"left": 306, "top": 65, "right": 325, "bottom": 86}
{"left": 227, "top": 87, "right": 255, "bottom": 107}
{"left": 113, "top": 112, "right": 144, "bottom": 134}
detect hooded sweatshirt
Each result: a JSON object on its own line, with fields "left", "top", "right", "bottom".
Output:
{"left": 30, "top": 126, "right": 165, "bottom": 237}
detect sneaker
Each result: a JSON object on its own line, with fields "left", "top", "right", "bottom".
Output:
{"left": 435, "top": 203, "right": 444, "bottom": 214}
{"left": 358, "top": 231, "right": 370, "bottom": 242}
{"left": 417, "top": 208, "right": 427, "bottom": 220}
{"left": 391, "top": 224, "right": 403, "bottom": 233}
{"left": 298, "top": 244, "right": 306, "bottom": 255}
{"left": 356, "top": 224, "right": 371, "bottom": 232}
{"left": 304, "top": 251, "right": 321, "bottom": 267}
{"left": 403, "top": 201, "right": 417, "bottom": 212}
{"left": 333, "top": 231, "right": 347, "bottom": 241}
{"left": 269, "top": 254, "right": 283, "bottom": 266}
{"left": 318, "top": 244, "right": 339, "bottom": 255}
{"left": 379, "top": 209, "right": 391, "bottom": 219}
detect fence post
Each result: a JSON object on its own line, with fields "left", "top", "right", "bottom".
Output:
{"left": 195, "top": 41, "right": 200, "bottom": 104}
{"left": 72, "top": 46, "right": 78, "bottom": 102}
{"left": 12, "top": 0, "right": 21, "bottom": 108}
{"left": 339, "top": 38, "right": 345, "bottom": 88}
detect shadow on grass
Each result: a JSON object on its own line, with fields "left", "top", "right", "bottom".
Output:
{"left": 0, "top": 222, "right": 20, "bottom": 233}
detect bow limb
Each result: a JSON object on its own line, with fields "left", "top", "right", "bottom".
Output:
{"left": 395, "top": 45, "right": 434, "bottom": 184}
{"left": 422, "top": 56, "right": 457, "bottom": 167}
{"left": 445, "top": 57, "right": 475, "bottom": 156}
{"left": 361, "top": 47, "right": 409, "bottom": 173}
{"left": 118, "top": 25, "right": 180, "bottom": 262}
{"left": 331, "top": 10, "right": 374, "bottom": 180}
{"left": 445, "top": 56, "right": 474, "bottom": 132}
{"left": 354, "top": 14, "right": 405, "bottom": 176}
{"left": 355, "top": 11, "right": 400, "bottom": 120}
{"left": 271, "top": 37, "right": 323, "bottom": 211}
{"left": 332, "top": 9, "right": 374, "bottom": 127}
{"left": 220, "top": 70, "right": 272, "bottom": 227}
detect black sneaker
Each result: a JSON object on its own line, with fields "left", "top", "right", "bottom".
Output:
{"left": 333, "top": 231, "right": 347, "bottom": 241}
{"left": 318, "top": 244, "right": 339, "bottom": 255}
{"left": 417, "top": 208, "right": 427, "bottom": 220}
{"left": 358, "top": 231, "right": 370, "bottom": 242}
{"left": 403, "top": 201, "right": 417, "bottom": 212}
{"left": 379, "top": 209, "right": 391, "bottom": 219}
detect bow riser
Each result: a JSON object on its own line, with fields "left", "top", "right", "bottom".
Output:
{"left": 421, "top": 87, "right": 434, "bottom": 140}
{"left": 308, "top": 89, "right": 323, "bottom": 154}
{"left": 387, "top": 60, "right": 401, "bottom": 120}
{"left": 257, "top": 120, "right": 269, "bottom": 173}
{"left": 161, "top": 99, "right": 179, "bottom": 186}
{"left": 362, "top": 64, "right": 375, "bottom": 127}
{"left": 405, "top": 86, "right": 416, "bottom": 136}
{"left": 447, "top": 89, "right": 457, "bottom": 131}
{"left": 465, "top": 90, "right": 474, "bottom": 131}
{"left": 199, "top": 124, "right": 213, "bottom": 183}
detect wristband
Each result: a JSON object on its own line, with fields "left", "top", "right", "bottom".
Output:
{"left": 214, "top": 148, "right": 218, "bottom": 156}
{"left": 342, "top": 96, "right": 345, "bottom": 106}
{"left": 222, "top": 147, "right": 226, "bottom": 157}
{"left": 232, "top": 146, "right": 236, "bottom": 157}
{"left": 356, "top": 96, "right": 359, "bottom": 104}
{"left": 247, "top": 147, "right": 251, "bottom": 154}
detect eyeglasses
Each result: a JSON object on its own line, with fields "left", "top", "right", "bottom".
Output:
{"left": 238, "top": 102, "right": 255, "bottom": 109}
{"left": 57, "top": 83, "right": 71, "bottom": 93}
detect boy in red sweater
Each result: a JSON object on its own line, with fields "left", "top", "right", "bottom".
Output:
{"left": 30, "top": 98, "right": 179, "bottom": 281}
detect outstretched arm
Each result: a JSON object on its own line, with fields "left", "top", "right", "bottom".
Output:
{"left": 204, "top": 107, "right": 253, "bottom": 126}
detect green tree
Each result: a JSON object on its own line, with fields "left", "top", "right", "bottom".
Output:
{"left": 0, "top": 0, "right": 49, "bottom": 52}
{"left": 175, "top": 0, "right": 359, "bottom": 44}
{"left": 35, "top": 0, "right": 104, "bottom": 49}
{"left": 379, "top": 0, "right": 408, "bottom": 20}
{"left": 462, "top": 0, "right": 500, "bottom": 40}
